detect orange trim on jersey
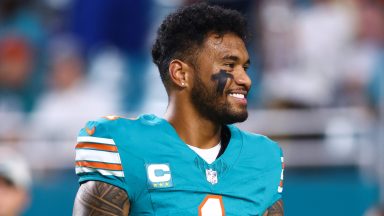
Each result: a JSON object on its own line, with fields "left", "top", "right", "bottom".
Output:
{"left": 75, "top": 161, "right": 122, "bottom": 171}
{"left": 198, "top": 195, "right": 225, "bottom": 216}
{"left": 85, "top": 126, "right": 96, "bottom": 136}
{"left": 279, "top": 180, "right": 284, "bottom": 187}
{"left": 76, "top": 142, "right": 118, "bottom": 152}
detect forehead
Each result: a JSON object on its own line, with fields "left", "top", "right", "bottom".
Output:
{"left": 201, "top": 33, "right": 248, "bottom": 60}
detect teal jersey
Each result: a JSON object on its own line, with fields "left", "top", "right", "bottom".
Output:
{"left": 75, "top": 114, "right": 284, "bottom": 216}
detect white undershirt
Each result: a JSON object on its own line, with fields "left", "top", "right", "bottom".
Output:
{"left": 187, "top": 143, "right": 221, "bottom": 164}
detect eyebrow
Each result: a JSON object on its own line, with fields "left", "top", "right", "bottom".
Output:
{"left": 222, "top": 55, "right": 250, "bottom": 65}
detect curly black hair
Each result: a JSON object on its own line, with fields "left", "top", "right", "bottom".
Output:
{"left": 152, "top": 3, "right": 248, "bottom": 90}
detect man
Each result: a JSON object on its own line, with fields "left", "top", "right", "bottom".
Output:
{"left": 73, "top": 3, "right": 284, "bottom": 215}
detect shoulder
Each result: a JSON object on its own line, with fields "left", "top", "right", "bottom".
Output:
{"left": 230, "top": 125, "right": 283, "bottom": 168}
{"left": 235, "top": 126, "right": 281, "bottom": 154}
{"left": 75, "top": 115, "right": 151, "bottom": 187}
{"left": 78, "top": 114, "right": 160, "bottom": 138}
{"left": 75, "top": 114, "right": 170, "bottom": 195}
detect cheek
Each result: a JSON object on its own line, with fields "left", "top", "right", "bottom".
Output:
{"left": 211, "top": 70, "right": 234, "bottom": 94}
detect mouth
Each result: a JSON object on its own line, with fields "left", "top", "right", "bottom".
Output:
{"left": 228, "top": 93, "right": 245, "bottom": 99}
{"left": 227, "top": 90, "right": 248, "bottom": 105}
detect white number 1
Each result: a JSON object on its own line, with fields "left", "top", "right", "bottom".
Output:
{"left": 198, "top": 195, "right": 225, "bottom": 216}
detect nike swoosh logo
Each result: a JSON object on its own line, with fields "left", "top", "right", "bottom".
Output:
{"left": 85, "top": 126, "right": 95, "bottom": 136}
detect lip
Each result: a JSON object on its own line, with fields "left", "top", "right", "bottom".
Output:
{"left": 227, "top": 89, "right": 248, "bottom": 96}
{"left": 227, "top": 90, "right": 248, "bottom": 105}
{"left": 229, "top": 95, "right": 248, "bottom": 105}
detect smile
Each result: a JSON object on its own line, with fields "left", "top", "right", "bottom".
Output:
{"left": 229, "top": 93, "right": 245, "bottom": 99}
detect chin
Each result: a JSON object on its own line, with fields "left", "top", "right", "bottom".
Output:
{"left": 220, "top": 110, "right": 248, "bottom": 124}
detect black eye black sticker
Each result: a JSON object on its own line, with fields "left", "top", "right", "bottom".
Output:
{"left": 211, "top": 69, "right": 234, "bottom": 94}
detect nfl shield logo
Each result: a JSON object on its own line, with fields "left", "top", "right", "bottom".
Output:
{"left": 206, "top": 169, "right": 218, "bottom": 184}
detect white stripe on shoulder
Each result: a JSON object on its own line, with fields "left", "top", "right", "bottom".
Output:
{"left": 77, "top": 136, "right": 115, "bottom": 145}
{"left": 75, "top": 167, "right": 124, "bottom": 177}
{"left": 281, "top": 157, "right": 284, "bottom": 162}
{"left": 76, "top": 149, "right": 121, "bottom": 164}
{"left": 278, "top": 186, "right": 283, "bottom": 193}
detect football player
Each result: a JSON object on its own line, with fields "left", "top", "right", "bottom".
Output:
{"left": 73, "top": 3, "right": 284, "bottom": 216}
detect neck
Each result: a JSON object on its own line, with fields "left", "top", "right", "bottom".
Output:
{"left": 164, "top": 96, "right": 221, "bottom": 149}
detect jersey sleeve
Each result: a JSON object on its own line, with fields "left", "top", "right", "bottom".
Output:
{"left": 75, "top": 119, "right": 125, "bottom": 190}
{"left": 278, "top": 149, "right": 284, "bottom": 195}
{"left": 266, "top": 146, "right": 284, "bottom": 209}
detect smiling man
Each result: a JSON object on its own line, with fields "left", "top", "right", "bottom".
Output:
{"left": 73, "top": 3, "right": 284, "bottom": 216}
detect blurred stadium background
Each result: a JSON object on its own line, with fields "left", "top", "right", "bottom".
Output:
{"left": 0, "top": 0, "right": 383, "bottom": 215}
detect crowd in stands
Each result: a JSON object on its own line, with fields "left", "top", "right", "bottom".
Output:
{"left": 0, "top": 0, "right": 383, "bottom": 215}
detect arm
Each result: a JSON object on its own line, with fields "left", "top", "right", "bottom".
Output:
{"left": 262, "top": 199, "right": 284, "bottom": 216}
{"left": 73, "top": 181, "right": 130, "bottom": 216}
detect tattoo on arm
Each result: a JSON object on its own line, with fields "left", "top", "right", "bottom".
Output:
{"left": 73, "top": 181, "right": 130, "bottom": 216}
{"left": 263, "top": 199, "right": 284, "bottom": 216}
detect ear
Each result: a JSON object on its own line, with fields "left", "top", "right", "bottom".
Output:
{"left": 169, "top": 59, "right": 190, "bottom": 88}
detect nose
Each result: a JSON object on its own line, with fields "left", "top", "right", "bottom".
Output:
{"left": 235, "top": 68, "right": 251, "bottom": 90}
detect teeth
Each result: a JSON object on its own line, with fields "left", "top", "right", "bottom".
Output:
{"left": 229, "top": 93, "right": 245, "bottom": 99}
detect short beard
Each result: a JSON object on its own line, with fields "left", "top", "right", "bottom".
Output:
{"left": 190, "top": 72, "right": 248, "bottom": 125}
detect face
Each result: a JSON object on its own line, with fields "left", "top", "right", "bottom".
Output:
{"left": 190, "top": 33, "right": 251, "bottom": 124}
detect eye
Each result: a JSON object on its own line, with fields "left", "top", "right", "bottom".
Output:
{"left": 224, "top": 63, "right": 235, "bottom": 69}
{"left": 242, "top": 62, "right": 250, "bottom": 71}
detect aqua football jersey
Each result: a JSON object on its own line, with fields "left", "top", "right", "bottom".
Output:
{"left": 75, "top": 114, "right": 284, "bottom": 216}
